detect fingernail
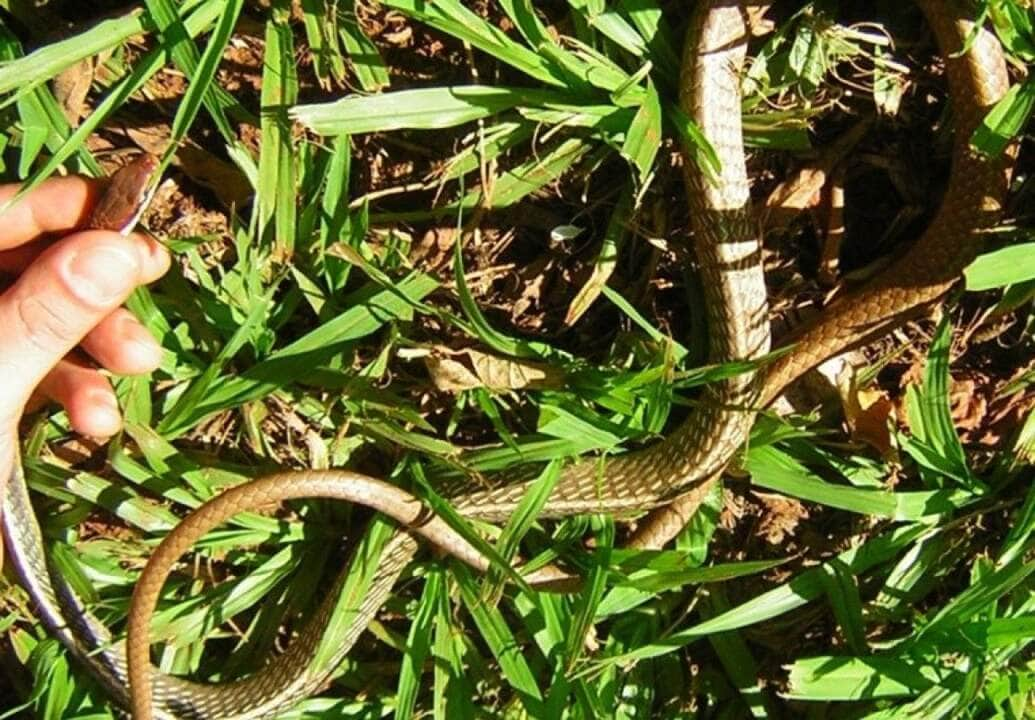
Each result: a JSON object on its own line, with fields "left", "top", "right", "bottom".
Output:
{"left": 137, "top": 234, "right": 170, "bottom": 276}
{"left": 64, "top": 243, "right": 138, "bottom": 305}
{"left": 128, "top": 327, "right": 163, "bottom": 367}
{"left": 149, "top": 237, "right": 170, "bottom": 264}
{"left": 87, "top": 389, "right": 122, "bottom": 435}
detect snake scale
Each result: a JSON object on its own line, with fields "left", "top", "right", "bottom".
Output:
{"left": 1, "top": 1, "right": 1016, "bottom": 718}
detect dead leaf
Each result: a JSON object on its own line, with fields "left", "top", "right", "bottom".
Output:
{"left": 425, "top": 347, "right": 564, "bottom": 393}
{"left": 175, "top": 145, "right": 254, "bottom": 209}
{"left": 762, "top": 165, "right": 827, "bottom": 235}
{"left": 52, "top": 58, "right": 96, "bottom": 126}
{"left": 565, "top": 260, "right": 614, "bottom": 326}
{"left": 976, "top": 389, "right": 1035, "bottom": 453}
{"left": 974, "top": 364, "right": 1035, "bottom": 455}
{"left": 817, "top": 167, "right": 845, "bottom": 287}
{"left": 425, "top": 355, "right": 483, "bottom": 393}
{"left": 845, "top": 388, "right": 897, "bottom": 456}
{"left": 761, "top": 120, "right": 870, "bottom": 236}
{"left": 50, "top": 436, "right": 103, "bottom": 466}
{"left": 838, "top": 364, "right": 896, "bottom": 456}
{"left": 411, "top": 226, "right": 456, "bottom": 266}
{"left": 122, "top": 124, "right": 169, "bottom": 156}
{"left": 512, "top": 256, "right": 549, "bottom": 324}
{"left": 755, "top": 493, "right": 809, "bottom": 545}
{"left": 745, "top": 3, "right": 776, "bottom": 36}
{"left": 948, "top": 376, "right": 988, "bottom": 433}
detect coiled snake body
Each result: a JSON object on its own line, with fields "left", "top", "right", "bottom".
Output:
{"left": 2, "top": 1, "right": 1016, "bottom": 718}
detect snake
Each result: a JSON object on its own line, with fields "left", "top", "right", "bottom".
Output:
{"left": 0, "top": 1, "right": 1016, "bottom": 718}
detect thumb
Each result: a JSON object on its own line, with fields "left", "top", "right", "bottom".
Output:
{"left": 0, "top": 230, "right": 166, "bottom": 425}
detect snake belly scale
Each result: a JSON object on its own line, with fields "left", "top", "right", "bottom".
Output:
{"left": 0, "top": 1, "right": 1015, "bottom": 718}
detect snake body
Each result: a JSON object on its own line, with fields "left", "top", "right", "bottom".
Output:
{"left": 1, "top": 1, "right": 1016, "bottom": 718}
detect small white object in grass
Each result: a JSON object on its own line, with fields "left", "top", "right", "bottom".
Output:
{"left": 549, "top": 224, "right": 584, "bottom": 248}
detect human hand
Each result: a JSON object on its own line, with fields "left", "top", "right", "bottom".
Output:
{"left": 0, "top": 173, "right": 170, "bottom": 439}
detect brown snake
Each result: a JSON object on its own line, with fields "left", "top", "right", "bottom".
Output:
{"left": 1, "top": 2, "right": 1016, "bottom": 718}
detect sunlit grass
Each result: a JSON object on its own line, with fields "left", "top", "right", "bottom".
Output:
{"left": 0, "top": 1, "right": 1033, "bottom": 718}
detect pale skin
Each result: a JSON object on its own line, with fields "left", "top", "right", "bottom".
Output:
{"left": 0, "top": 175, "right": 169, "bottom": 439}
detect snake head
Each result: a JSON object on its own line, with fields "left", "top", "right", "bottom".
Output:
{"left": 89, "top": 153, "right": 161, "bottom": 235}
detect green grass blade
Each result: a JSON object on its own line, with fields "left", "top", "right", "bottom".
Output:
{"left": 160, "top": 0, "right": 245, "bottom": 157}
{"left": 454, "top": 564, "right": 545, "bottom": 714}
{"left": 293, "top": 86, "right": 572, "bottom": 135}
{"left": 819, "top": 559, "right": 868, "bottom": 654}
{"left": 965, "top": 242, "right": 1035, "bottom": 291}
{"left": 620, "top": 79, "right": 662, "bottom": 182}
{"left": 747, "top": 445, "right": 970, "bottom": 520}
{"left": 337, "top": 2, "right": 390, "bottom": 92}
{"left": 159, "top": 273, "right": 438, "bottom": 436}
{"left": 382, "top": 0, "right": 566, "bottom": 87}
{"left": 972, "top": 76, "right": 1035, "bottom": 156}
{"left": 597, "top": 524, "right": 928, "bottom": 665}
{"left": 566, "top": 189, "right": 633, "bottom": 325}
{"left": 0, "top": 8, "right": 147, "bottom": 96}
{"left": 256, "top": 0, "right": 298, "bottom": 257}
{"left": 144, "top": 0, "right": 242, "bottom": 144}
{"left": 902, "top": 317, "right": 979, "bottom": 489}
{"left": 785, "top": 656, "right": 943, "bottom": 701}
{"left": 394, "top": 568, "right": 441, "bottom": 720}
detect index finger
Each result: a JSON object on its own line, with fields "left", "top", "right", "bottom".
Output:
{"left": 0, "top": 175, "right": 101, "bottom": 251}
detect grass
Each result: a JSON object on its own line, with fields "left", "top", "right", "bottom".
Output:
{"left": 0, "top": 0, "right": 1034, "bottom": 718}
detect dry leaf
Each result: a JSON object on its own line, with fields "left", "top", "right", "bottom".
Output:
{"left": 174, "top": 145, "right": 254, "bottom": 209}
{"left": 949, "top": 376, "right": 988, "bottom": 433}
{"left": 50, "top": 436, "right": 103, "bottom": 466}
{"left": 845, "top": 388, "right": 896, "bottom": 456}
{"left": 761, "top": 120, "right": 870, "bottom": 236}
{"left": 755, "top": 493, "right": 809, "bottom": 545}
{"left": 762, "top": 165, "right": 828, "bottom": 235}
{"left": 565, "top": 262, "right": 613, "bottom": 326}
{"left": 425, "top": 355, "right": 483, "bottom": 393}
{"left": 976, "top": 391, "right": 1035, "bottom": 451}
{"left": 975, "top": 364, "right": 1035, "bottom": 454}
{"left": 817, "top": 168, "right": 845, "bottom": 287}
{"left": 411, "top": 226, "right": 456, "bottom": 266}
{"left": 52, "top": 58, "right": 96, "bottom": 125}
{"left": 512, "top": 256, "right": 550, "bottom": 324}
{"left": 745, "top": 3, "right": 776, "bottom": 36}
{"left": 425, "top": 347, "right": 564, "bottom": 393}
{"left": 837, "top": 363, "right": 896, "bottom": 456}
